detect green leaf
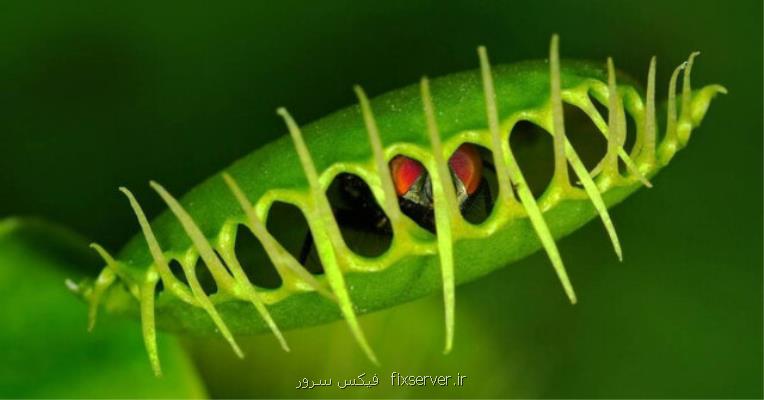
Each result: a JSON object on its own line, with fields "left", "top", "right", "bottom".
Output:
{"left": 0, "top": 218, "right": 206, "bottom": 398}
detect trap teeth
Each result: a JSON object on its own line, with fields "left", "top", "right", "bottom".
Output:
{"left": 89, "top": 35, "right": 722, "bottom": 374}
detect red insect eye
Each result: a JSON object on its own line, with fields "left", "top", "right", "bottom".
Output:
{"left": 390, "top": 155, "right": 424, "bottom": 196}
{"left": 449, "top": 143, "right": 482, "bottom": 195}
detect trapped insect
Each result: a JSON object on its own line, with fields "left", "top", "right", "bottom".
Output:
{"left": 69, "top": 35, "right": 725, "bottom": 375}
{"left": 297, "top": 143, "right": 489, "bottom": 263}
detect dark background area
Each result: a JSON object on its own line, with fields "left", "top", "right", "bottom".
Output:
{"left": 0, "top": 1, "right": 761, "bottom": 397}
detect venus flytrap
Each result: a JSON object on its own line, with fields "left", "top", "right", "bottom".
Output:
{"left": 69, "top": 35, "right": 725, "bottom": 375}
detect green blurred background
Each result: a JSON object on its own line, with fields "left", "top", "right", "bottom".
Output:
{"left": 0, "top": 0, "right": 761, "bottom": 398}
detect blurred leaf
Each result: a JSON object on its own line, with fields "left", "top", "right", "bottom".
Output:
{"left": 0, "top": 218, "right": 206, "bottom": 398}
